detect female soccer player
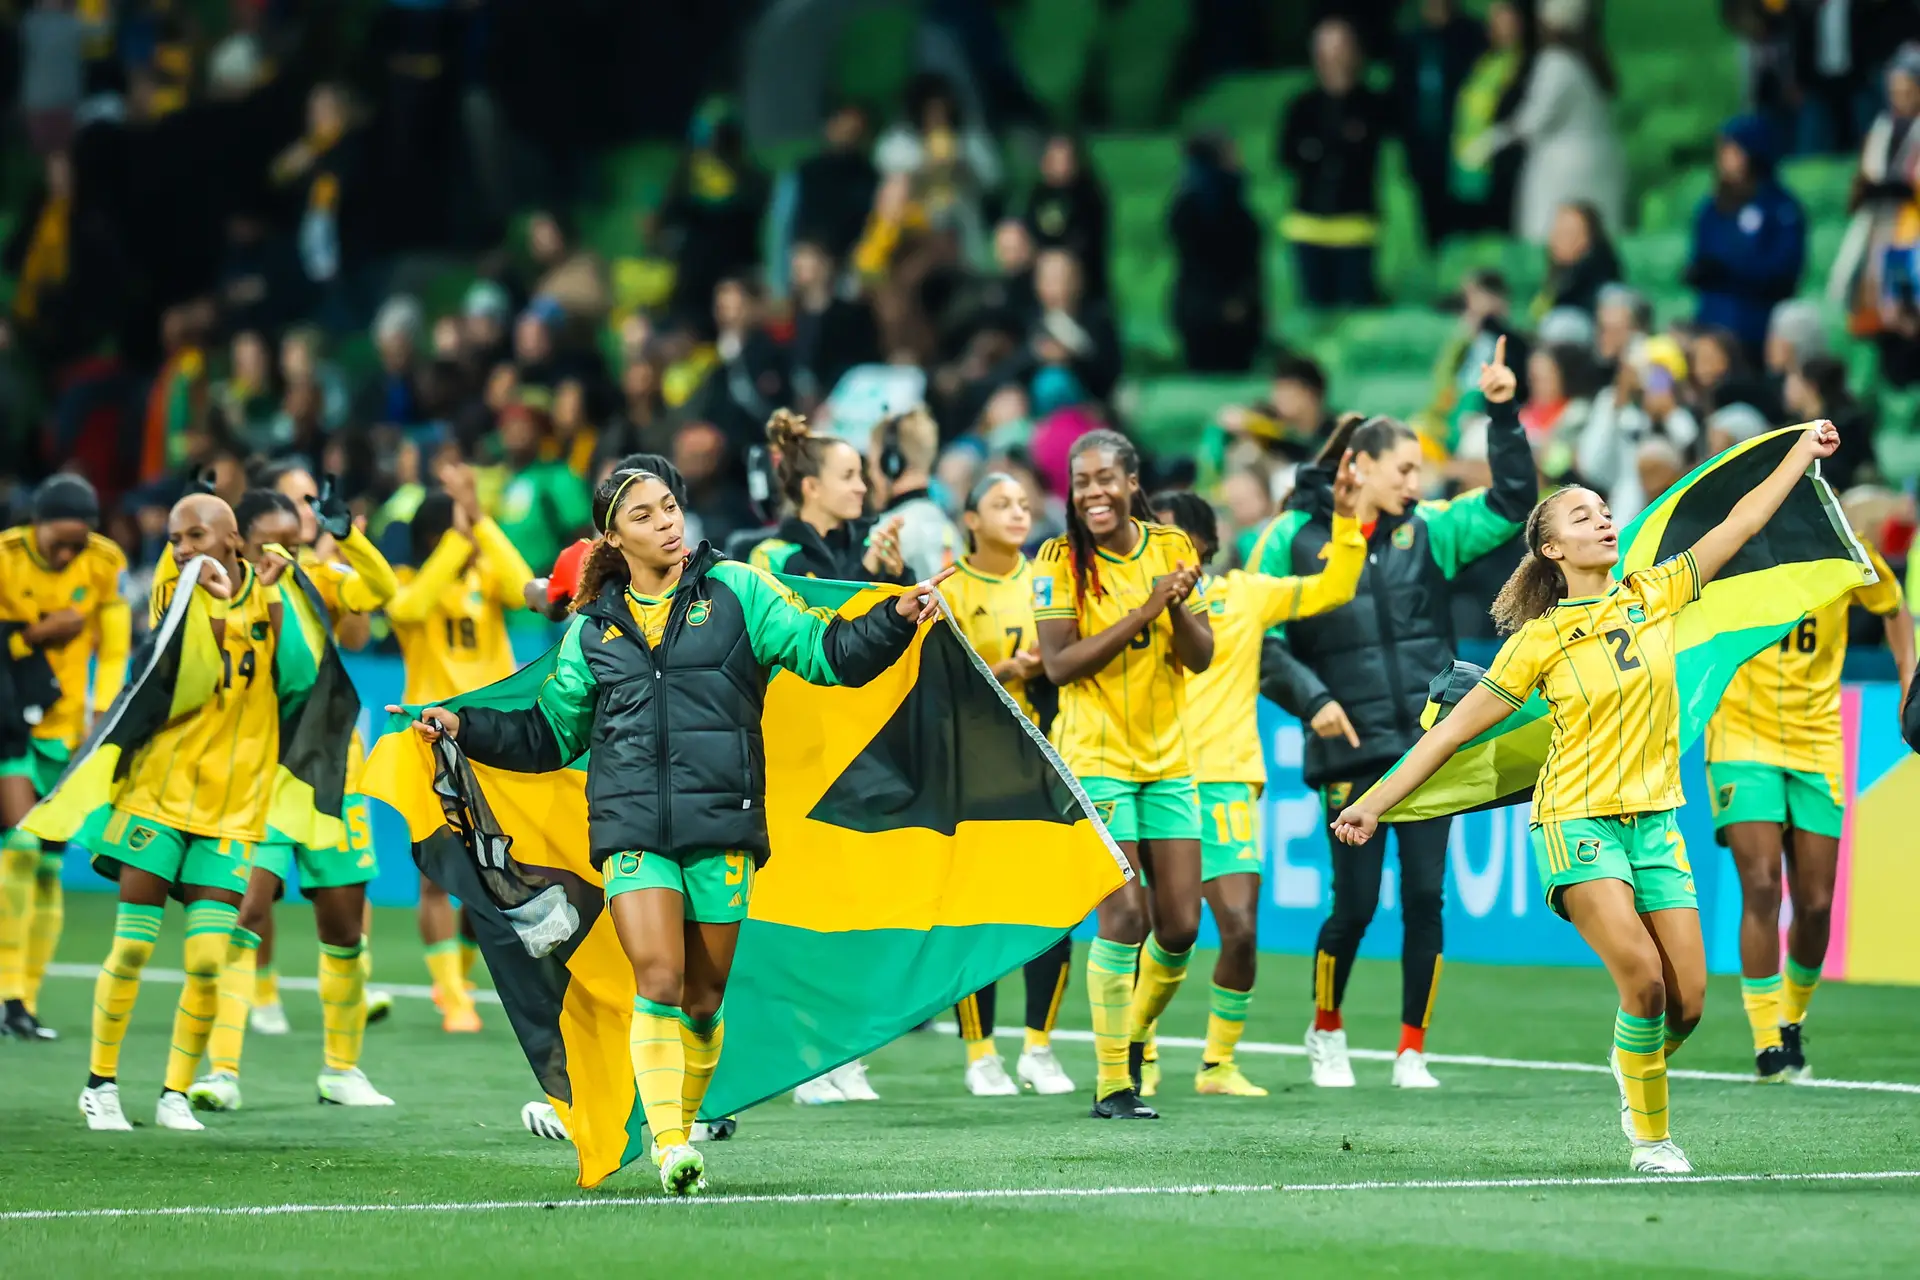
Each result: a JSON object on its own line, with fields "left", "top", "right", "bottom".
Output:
{"left": 1033, "top": 430, "right": 1211, "bottom": 1121}
{"left": 394, "top": 466, "right": 945, "bottom": 1195}
{"left": 1145, "top": 475, "right": 1370, "bottom": 1097}
{"left": 186, "top": 490, "right": 397, "bottom": 1112}
{"left": 942, "top": 473, "right": 1075, "bottom": 1097}
{"left": 750, "top": 409, "right": 911, "bottom": 585}
{"left": 388, "top": 462, "right": 535, "bottom": 1032}
{"left": 0, "top": 476, "right": 129, "bottom": 1042}
{"left": 1333, "top": 420, "right": 1844, "bottom": 1174}
{"left": 1252, "top": 340, "right": 1531, "bottom": 1089}
{"left": 1707, "top": 536, "right": 1912, "bottom": 1080}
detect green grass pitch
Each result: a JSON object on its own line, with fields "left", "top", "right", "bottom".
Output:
{"left": 6, "top": 892, "right": 1920, "bottom": 1277}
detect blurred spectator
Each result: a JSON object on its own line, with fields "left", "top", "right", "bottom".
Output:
{"left": 460, "top": 281, "right": 513, "bottom": 374}
{"left": 1784, "top": 354, "right": 1877, "bottom": 489}
{"left": 213, "top": 330, "right": 279, "bottom": 452}
{"left": 946, "top": 217, "right": 1038, "bottom": 352}
{"left": 5, "top": 147, "right": 124, "bottom": 370}
{"left": 1787, "top": 0, "right": 1920, "bottom": 155}
{"left": 271, "top": 83, "right": 364, "bottom": 290}
{"left": 658, "top": 109, "right": 770, "bottom": 331}
{"left": 701, "top": 277, "right": 792, "bottom": 445}
{"left": 1474, "top": 0, "right": 1624, "bottom": 243}
{"left": 1169, "top": 134, "right": 1265, "bottom": 373}
{"left": 1594, "top": 283, "right": 1651, "bottom": 374}
{"left": 788, "top": 239, "right": 880, "bottom": 408}
{"left": 488, "top": 396, "right": 593, "bottom": 580}
{"left": 1221, "top": 460, "right": 1278, "bottom": 566}
{"left": 1028, "top": 249, "right": 1121, "bottom": 402}
{"left": 1688, "top": 325, "right": 1781, "bottom": 418}
{"left": 1521, "top": 342, "right": 1592, "bottom": 482}
{"left": 522, "top": 210, "right": 610, "bottom": 326}
{"left": 138, "top": 299, "right": 214, "bottom": 481}
{"left": 1764, "top": 297, "right": 1827, "bottom": 377}
{"left": 875, "top": 72, "right": 1002, "bottom": 266}
{"left": 206, "top": 0, "right": 275, "bottom": 101}
{"left": 789, "top": 102, "right": 880, "bottom": 263}
{"left": 357, "top": 295, "right": 427, "bottom": 429}
{"left": 1636, "top": 436, "right": 1687, "bottom": 506}
{"left": 1027, "top": 370, "right": 1108, "bottom": 498}
{"left": 1023, "top": 134, "right": 1111, "bottom": 301}
{"left": 1578, "top": 336, "right": 1702, "bottom": 521}
{"left": 1279, "top": 18, "right": 1391, "bottom": 307}
{"left": 20, "top": 0, "right": 100, "bottom": 156}
{"left": 855, "top": 172, "right": 961, "bottom": 363}
{"left": 1218, "top": 353, "right": 1336, "bottom": 463}
{"left": 1450, "top": 0, "right": 1526, "bottom": 232}
{"left": 1396, "top": 0, "right": 1487, "bottom": 246}
{"left": 1429, "top": 268, "right": 1530, "bottom": 452}
{"left": 1686, "top": 115, "right": 1806, "bottom": 360}
{"left": 598, "top": 355, "right": 673, "bottom": 467}
{"left": 868, "top": 405, "right": 960, "bottom": 580}
{"left": 216, "top": 208, "right": 302, "bottom": 338}
{"left": 277, "top": 327, "right": 349, "bottom": 436}
{"left": 1832, "top": 46, "right": 1920, "bottom": 373}
{"left": 1704, "top": 402, "right": 1773, "bottom": 455}
{"left": 551, "top": 379, "right": 596, "bottom": 477}
{"left": 1535, "top": 201, "right": 1620, "bottom": 316}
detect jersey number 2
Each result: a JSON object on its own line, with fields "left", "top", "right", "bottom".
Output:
{"left": 1603, "top": 628, "right": 1640, "bottom": 672}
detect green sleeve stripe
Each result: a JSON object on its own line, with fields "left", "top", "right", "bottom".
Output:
{"left": 1479, "top": 677, "right": 1525, "bottom": 710}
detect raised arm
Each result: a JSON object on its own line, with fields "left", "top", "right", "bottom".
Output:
{"left": 1424, "top": 337, "right": 1532, "bottom": 577}
{"left": 719, "top": 561, "right": 921, "bottom": 688}
{"left": 327, "top": 527, "right": 400, "bottom": 614}
{"left": 1330, "top": 683, "right": 1515, "bottom": 844}
{"left": 1250, "top": 513, "right": 1366, "bottom": 627}
{"left": 386, "top": 531, "right": 472, "bottom": 624}
{"left": 1688, "top": 422, "right": 1838, "bottom": 588}
{"left": 428, "top": 618, "right": 597, "bottom": 772}
{"left": 471, "top": 517, "right": 537, "bottom": 611}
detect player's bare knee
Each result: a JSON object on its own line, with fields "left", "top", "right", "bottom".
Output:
{"left": 1620, "top": 971, "right": 1667, "bottom": 1019}
{"left": 1098, "top": 902, "right": 1148, "bottom": 945}
{"left": 631, "top": 962, "right": 683, "bottom": 1009}
{"left": 1216, "top": 909, "right": 1258, "bottom": 961}
{"left": 681, "top": 986, "right": 723, "bottom": 1025}
{"left": 236, "top": 896, "right": 273, "bottom": 935}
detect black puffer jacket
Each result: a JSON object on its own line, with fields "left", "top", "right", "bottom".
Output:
{"left": 748, "top": 514, "right": 913, "bottom": 584}
{"left": 1252, "top": 400, "right": 1533, "bottom": 789}
{"left": 455, "top": 544, "right": 917, "bottom": 865}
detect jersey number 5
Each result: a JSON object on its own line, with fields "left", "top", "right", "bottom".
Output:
{"left": 1602, "top": 628, "right": 1640, "bottom": 672}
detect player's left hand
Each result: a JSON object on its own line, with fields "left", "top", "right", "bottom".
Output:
{"left": 256, "top": 553, "right": 293, "bottom": 586}
{"left": 895, "top": 566, "right": 957, "bottom": 623}
{"left": 1478, "top": 334, "right": 1517, "bottom": 404}
{"left": 1796, "top": 418, "right": 1840, "bottom": 462}
{"left": 1331, "top": 804, "right": 1378, "bottom": 846}
{"left": 308, "top": 473, "right": 355, "bottom": 540}
{"left": 198, "top": 559, "right": 233, "bottom": 599}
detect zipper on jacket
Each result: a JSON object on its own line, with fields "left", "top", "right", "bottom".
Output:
{"left": 1366, "top": 527, "right": 1413, "bottom": 740}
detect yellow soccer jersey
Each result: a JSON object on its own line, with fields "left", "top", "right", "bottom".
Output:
{"left": 1707, "top": 542, "right": 1903, "bottom": 776}
{"left": 0, "top": 527, "right": 131, "bottom": 748}
{"left": 1188, "top": 515, "right": 1367, "bottom": 784}
{"left": 388, "top": 518, "right": 534, "bottom": 704}
{"left": 118, "top": 565, "right": 281, "bottom": 842}
{"left": 942, "top": 555, "right": 1038, "bottom": 721}
{"left": 626, "top": 587, "right": 675, "bottom": 647}
{"left": 1480, "top": 553, "right": 1701, "bottom": 825}
{"left": 1033, "top": 520, "right": 1209, "bottom": 781}
{"left": 300, "top": 528, "right": 400, "bottom": 620}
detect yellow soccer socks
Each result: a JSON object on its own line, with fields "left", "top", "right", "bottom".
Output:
{"left": 90, "top": 903, "right": 161, "bottom": 1080}
{"left": 0, "top": 837, "right": 37, "bottom": 1005}
{"left": 1783, "top": 957, "right": 1821, "bottom": 1027}
{"left": 1204, "top": 984, "right": 1253, "bottom": 1066}
{"left": 1086, "top": 938, "right": 1139, "bottom": 1098}
{"left": 207, "top": 927, "right": 262, "bottom": 1075}
{"left": 679, "top": 1010, "right": 723, "bottom": 1131}
{"left": 1127, "top": 938, "right": 1193, "bottom": 1044}
{"left": 426, "top": 938, "right": 478, "bottom": 1027}
{"left": 631, "top": 995, "right": 688, "bottom": 1152}
{"left": 1740, "top": 973, "right": 1783, "bottom": 1052}
{"left": 319, "top": 941, "right": 368, "bottom": 1071}
{"left": 165, "top": 901, "right": 239, "bottom": 1094}
{"left": 254, "top": 966, "right": 280, "bottom": 1009}
{"left": 1613, "top": 1009, "right": 1670, "bottom": 1143}
{"left": 23, "top": 856, "right": 62, "bottom": 1015}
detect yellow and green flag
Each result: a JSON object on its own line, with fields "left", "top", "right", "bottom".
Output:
{"left": 1377, "top": 424, "right": 1875, "bottom": 821}
{"left": 362, "top": 574, "right": 1128, "bottom": 1188}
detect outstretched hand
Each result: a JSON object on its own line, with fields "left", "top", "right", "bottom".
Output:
{"left": 390, "top": 704, "right": 460, "bottom": 742}
{"left": 897, "top": 565, "right": 958, "bottom": 623}
{"left": 1478, "top": 334, "right": 1517, "bottom": 405}
{"left": 1795, "top": 418, "right": 1840, "bottom": 463}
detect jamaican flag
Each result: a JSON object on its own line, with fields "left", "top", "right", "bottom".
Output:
{"left": 23, "top": 555, "right": 360, "bottom": 841}
{"left": 1375, "top": 424, "right": 1874, "bottom": 821}
{"left": 262, "top": 551, "right": 364, "bottom": 845}
{"left": 362, "top": 574, "right": 1128, "bottom": 1189}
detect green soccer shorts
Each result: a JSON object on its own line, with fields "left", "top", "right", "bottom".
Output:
{"left": 1706, "top": 760, "right": 1844, "bottom": 840}
{"left": 603, "top": 848, "right": 754, "bottom": 923}
{"left": 0, "top": 738, "right": 70, "bottom": 797}
{"left": 1199, "top": 781, "right": 1263, "bottom": 881}
{"left": 255, "top": 797, "right": 379, "bottom": 897}
{"left": 82, "top": 808, "right": 254, "bottom": 893}
{"left": 1081, "top": 775, "right": 1202, "bottom": 844}
{"left": 1530, "top": 810, "right": 1696, "bottom": 919}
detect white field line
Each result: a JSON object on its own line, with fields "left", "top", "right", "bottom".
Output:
{"left": 44, "top": 965, "right": 1920, "bottom": 1095}
{"left": 5, "top": 1170, "right": 1919, "bottom": 1222}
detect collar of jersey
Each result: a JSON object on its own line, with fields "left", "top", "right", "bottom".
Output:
{"left": 957, "top": 553, "right": 1026, "bottom": 583}
{"left": 1094, "top": 520, "right": 1150, "bottom": 564}
{"left": 23, "top": 531, "right": 53, "bottom": 572}
{"left": 1554, "top": 585, "right": 1613, "bottom": 608}
{"left": 627, "top": 583, "right": 679, "bottom": 608}
{"left": 231, "top": 562, "right": 257, "bottom": 606}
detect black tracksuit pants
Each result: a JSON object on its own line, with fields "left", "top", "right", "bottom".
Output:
{"left": 1311, "top": 767, "right": 1450, "bottom": 1030}
{"left": 956, "top": 936, "right": 1073, "bottom": 1042}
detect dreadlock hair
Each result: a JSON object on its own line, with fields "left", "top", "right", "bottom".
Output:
{"left": 1490, "top": 487, "right": 1580, "bottom": 634}
{"left": 409, "top": 491, "right": 458, "bottom": 568}
{"left": 1313, "top": 412, "right": 1419, "bottom": 468}
{"left": 572, "top": 467, "right": 670, "bottom": 611}
{"left": 1149, "top": 489, "right": 1219, "bottom": 563}
{"left": 961, "top": 471, "right": 1022, "bottom": 553}
{"left": 1064, "top": 429, "right": 1154, "bottom": 607}
{"left": 766, "top": 408, "right": 854, "bottom": 514}
{"left": 235, "top": 488, "right": 300, "bottom": 542}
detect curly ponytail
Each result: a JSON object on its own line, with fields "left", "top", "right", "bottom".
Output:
{"left": 766, "top": 407, "right": 849, "bottom": 512}
{"left": 1490, "top": 489, "right": 1574, "bottom": 634}
{"left": 571, "top": 539, "right": 630, "bottom": 611}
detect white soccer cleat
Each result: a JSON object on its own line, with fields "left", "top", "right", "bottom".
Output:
{"left": 657, "top": 1142, "right": 707, "bottom": 1196}
{"left": 250, "top": 1000, "right": 290, "bottom": 1035}
{"left": 522, "top": 1100, "right": 572, "bottom": 1142}
{"left": 964, "top": 1053, "right": 1019, "bottom": 1097}
{"left": 1391, "top": 1048, "right": 1440, "bottom": 1089}
{"left": 365, "top": 990, "right": 395, "bottom": 1025}
{"left": 1630, "top": 1139, "right": 1693, "bottom": 1174}
{"left": 1305, "top": 1025, "right": 1356, "bottom": 1087}
{"left": 78, "top": 1082, "right": 132, "bottom": 1131}
{"left": 827, "top": 1059, "right": 879, "bottom": 1101}
{"left": 155, "top": 1090, "right": 205, "bottom": 1131}
{"left": 1608, "top": 1048, "right": 1635, "bottom": 1138}
{"left": 188, "top": 1070, "right": 242, "bottom": 1112}
{"left": 792, "top": 1074, "right": 846, "bottom": 1105}
{"left": 318, "top": 1067, "right": 395, "bottom": 1106}
{"left": 1017, "top": 1046, "right": 1076, "bottom": 1095}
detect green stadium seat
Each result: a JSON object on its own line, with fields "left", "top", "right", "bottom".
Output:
{"left": 1339, "top": 370, "right": 1439, "bottom": 421}
{"left": 1178, "top": 70, "right": 1313, "bottom": 162}
{"left": 1322, "top": 308, "right": 1459, "bottom": 370}
{"left": 1638, "top": 170, "right": 1712, "bottom": 235}
{"left": 1010, "top": 0, "right": 1101, "bottom": 127}
{"left": 1781, "top": 156, "right": 1859, "bottom": 223}
{"left": 830, "top": 7, "right": 917, "bottom": 114}
{"left": 1873, "top": 425, "right": 1920, "bottom": 482}
{"left": 1619, "top": 229, "right": 1693, "bottom": 289}
{"left": 1122, "top": 374, "right": 1272, "bottom": 454}
{"left": 1103, "top": 0, "right": 1191, "bottom": 129}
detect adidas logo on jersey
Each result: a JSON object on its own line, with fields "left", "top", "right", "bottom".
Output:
{"left": 1567, "top": 627, "right": 1587, "bottom": 641}
{"left": 972, "top": 606, "right": 989, "bottom": 618}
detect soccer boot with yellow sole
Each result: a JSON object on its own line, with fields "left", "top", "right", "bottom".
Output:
{"left": 188, "top": 1070, "right": 242, "bottom": 1112}
{"left": 155, "top": 1089, "right": 205, "bottom": 1131}
{"left": 1629, "top": 1139, "right": 1692, "bottom": 1174}
{"left": 442, "top": 1005, "right": 484, "bottom": 1034}
{"left": 1754, "top": 1044, "right": 1791, "bottom": 1083}
{"left": 318, "top": 1067, "right": 395, "bottom": 1106}
{"left": 1194, "top": 1060, "right": 1269, "bottom": 1096}
{"left": 1781, "top": 1022, "right": 1813, "bottom": 1082}
{"left": 656, "top": 1143, "right": 707, "bottom": 1196}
